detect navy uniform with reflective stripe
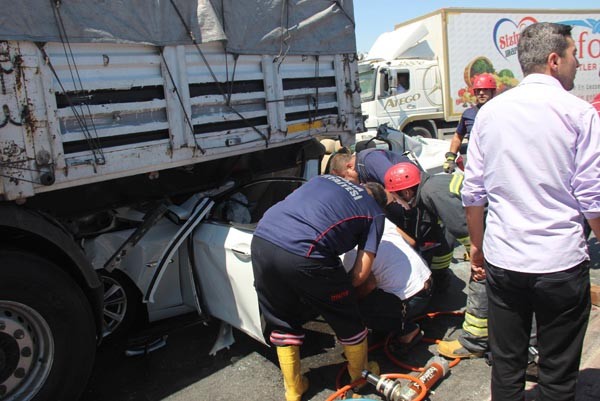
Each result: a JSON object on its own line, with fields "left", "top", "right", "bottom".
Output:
{"left": 355, "top": 148, "right": 412, "bottom": 184}
{"left": 355, "top": 148, "right": 414, "bottom": 230}
{"left": 252, "top": 175, "right": 385, "bottom": 347}
{"left": 254, "top": 175, "right": 384, "bottom": 259}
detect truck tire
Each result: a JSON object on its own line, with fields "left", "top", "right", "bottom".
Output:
{"left": 0, "top": 250, "right": 96, "bottom": 401}
{"left": 99, "top": 269, "right": 145, "bottom": 341}
{"left": 406, "top": 126, "right": 433, "bottom": 138}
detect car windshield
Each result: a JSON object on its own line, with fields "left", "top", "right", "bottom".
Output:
{"left": 212, "top": 178, "right": 305, "bottom": 225}
{"left": 359, "top": 65, "right": 376, "bottom": 102}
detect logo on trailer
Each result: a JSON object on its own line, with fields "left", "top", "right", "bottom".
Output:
{"left": 493, "top": 17, "right": 538, "bottom": 59}
{"left": 557, "top": 18, "right": 600, "bottom": 61}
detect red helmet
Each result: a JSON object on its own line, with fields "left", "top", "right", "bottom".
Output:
{"left": 384, "top": 162, "right": 421, "bottom": 192}
{"left": 472, "top": 73, "right": 497, "bottom": 90}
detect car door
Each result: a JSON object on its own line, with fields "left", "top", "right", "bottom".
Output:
{"left": 192, "top": 222, "right": 264, "bottom": 343}
{"left": 191, "top": 178, "right": 305, "bottom": 345}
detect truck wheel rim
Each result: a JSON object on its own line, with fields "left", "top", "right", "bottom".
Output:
{"left": 101, "top": 275, "right": 128, "bottom": 337}
{"left": 0, "top": 301, "right": 54, "bottom": 400}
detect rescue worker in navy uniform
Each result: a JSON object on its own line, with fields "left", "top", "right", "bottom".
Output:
{"left": 330, "top": 147, "right": 411, "bottom": 185}
{"left": 329, "top": 148, "right": 414, "bottom": 230}
{"left": 251, "top": 175, "right": 388, "bottom": 401}
{"left": 384, "top": 162, "right": 470, "bottom": 295}
{"left": 443, "top": 73, "right": 497, "bottom": 173}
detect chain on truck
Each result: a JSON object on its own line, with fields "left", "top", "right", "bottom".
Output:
{"left": 0, "top": 1, "right": 364, "bottom": 400}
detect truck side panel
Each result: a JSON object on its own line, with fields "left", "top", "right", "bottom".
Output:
{"left": 0, "top": 41, "right": 361, "bottom": 200}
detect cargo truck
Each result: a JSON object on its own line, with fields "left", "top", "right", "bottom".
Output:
{"left": 359, "top": 8, "right": 600, "bottom": 139}
{"left": 0, "top": 1, "right": 362, "bottom": 400}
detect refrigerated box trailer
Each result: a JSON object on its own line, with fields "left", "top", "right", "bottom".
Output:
{"left": 359, "top": 8, "right": 600, "bottom": 139}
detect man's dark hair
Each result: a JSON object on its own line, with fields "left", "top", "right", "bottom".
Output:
{"left": 518, "top": 22, "right": 572, "bottom": 76}
{"left": 363, "top": 182, "right": 388, "bottom": 209}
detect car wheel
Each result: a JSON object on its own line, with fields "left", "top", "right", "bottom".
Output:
{"left": 99, "top": 270, "right": 145, "bottom": 341}
{"left": 406, "top": 126, "right": 433, "bottom": 138}
{"left": 0, "top": 250, "right": 96, "bottom": 401}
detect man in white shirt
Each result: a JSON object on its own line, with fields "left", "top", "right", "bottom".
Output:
{"left": 462, "top": 22, "right": 600, "bottom": 401}
{"left": 342, "top": 218, "right": 432, "bottom": 349}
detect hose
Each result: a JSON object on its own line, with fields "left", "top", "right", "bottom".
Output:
{"left": 331, "top": 310, "right": 465, "bottom": 399}
{"left": 326, "top": 373, "right": 427, "bottom": 401}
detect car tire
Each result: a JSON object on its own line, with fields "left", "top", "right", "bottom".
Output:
{"left": 99, "top": 269, "right": 146, "bottom": 341}
{"left": 0, "top": 250, "right": 96, "bottom": 401}
{"left": 406, "top": 126, "right": 433, "bottom": 138}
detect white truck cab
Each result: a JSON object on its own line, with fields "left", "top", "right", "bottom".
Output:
{"left": 360, "top": 58, "right": 449, "bottom": 138}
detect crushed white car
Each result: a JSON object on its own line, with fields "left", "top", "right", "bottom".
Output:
{"left": 85, "top": 177, "right": 307, "bottom": 353}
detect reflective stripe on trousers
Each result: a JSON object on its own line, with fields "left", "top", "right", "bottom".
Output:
{"left": 430, "top": 252, "right": 453, "bottom": 270}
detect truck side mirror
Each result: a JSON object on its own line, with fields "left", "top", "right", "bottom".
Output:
{"left": 378, "top": 68, "right": 391, "bottom": 98}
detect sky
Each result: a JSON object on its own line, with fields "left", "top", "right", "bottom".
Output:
{"left": 353, "top": 0, "right": 600, "bottom": 53}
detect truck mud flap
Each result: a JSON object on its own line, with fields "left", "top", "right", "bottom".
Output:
{"left": 144, "top": 197, "right": 214, "bottom": 303}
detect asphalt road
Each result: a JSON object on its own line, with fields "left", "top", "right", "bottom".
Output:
{"left": 82, "top": 240, "right": 600, "bottom": 401}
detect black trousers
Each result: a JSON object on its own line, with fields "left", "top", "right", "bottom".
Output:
{"left": 251, "top": 236, "right": 366, "bottom": 346}
{"left": 357, "top": 286, "right": 431, "bottom": 336}
{"left": 486, "top": 261, "right": 590, "bottom": 401}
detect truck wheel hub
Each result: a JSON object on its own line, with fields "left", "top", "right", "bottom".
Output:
{"left": 0, "top": 302, "right": 54, "bottom": 399}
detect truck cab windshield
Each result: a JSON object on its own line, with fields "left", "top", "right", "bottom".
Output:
{"left": 359, "top": 65, "right": 376, "bottom": 102}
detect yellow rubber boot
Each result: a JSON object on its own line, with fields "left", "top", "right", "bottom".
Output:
{"left": 276, "top": 346, "right": 309, "bottom": 401}
{"left": 437, "top": 339, "right": 483, "bottom": 359}
{"left": 343, "top": 338, "right": 380, "bottom": 387}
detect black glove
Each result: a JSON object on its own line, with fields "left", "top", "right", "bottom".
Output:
{"left": 443, "top": 152, "right": 457, "bottom": 174}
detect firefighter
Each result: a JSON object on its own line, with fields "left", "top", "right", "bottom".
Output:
{"left": 251, "top": 175, "right": 388, "bottom": 401}
{"left": 330, "top": 147, "right": 412, "bottom": 185}
{"left": 329, "top": 148, "right": 415, "bottom": 231}
{"left": 384, "top": 162, "right": 470, "bottom": 293}
{"left": 443, "top": 73, "right": 497, "bottom": 173}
